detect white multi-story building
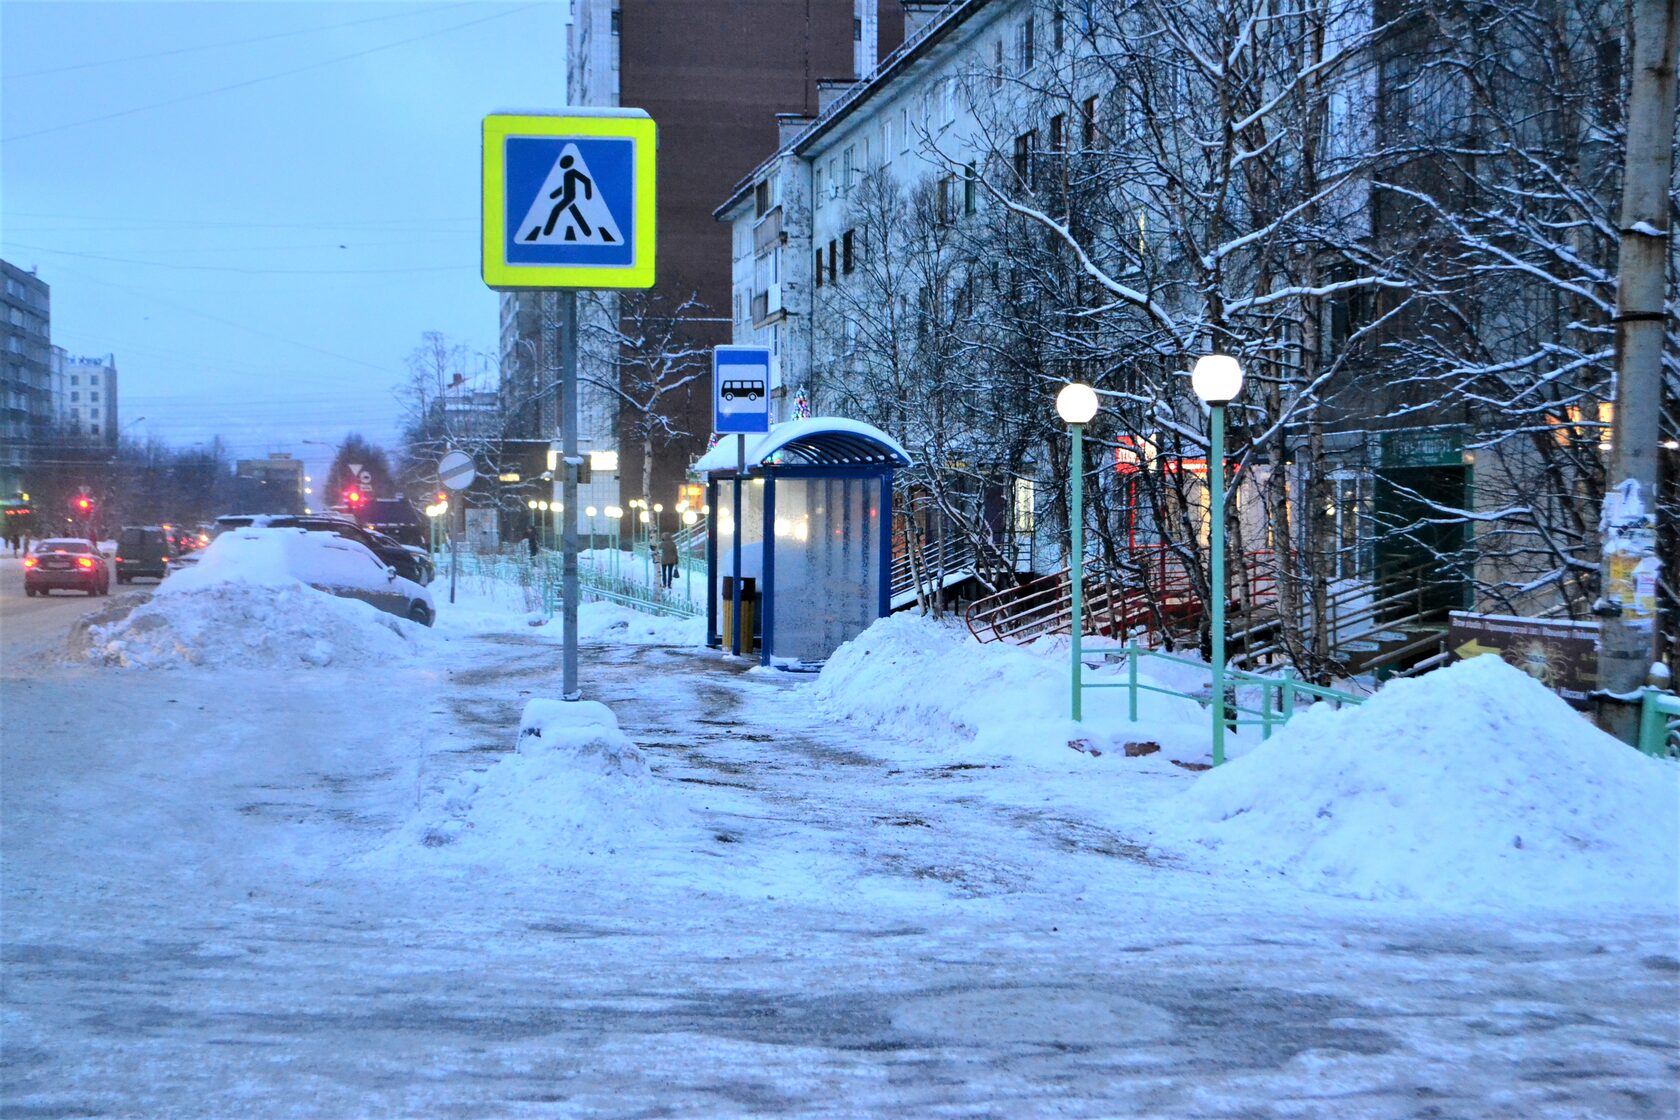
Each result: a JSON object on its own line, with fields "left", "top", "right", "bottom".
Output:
{"left": 61, "top": 353, "right": 118, "bottom": 444}
{"left": 717, "top": 0, "right": 1035, "bottom": 423}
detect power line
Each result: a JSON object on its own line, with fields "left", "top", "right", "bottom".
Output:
{"left": 5, "top": 242, "right": 471, "bottom": 276}
{"left": 2, "top": 2, "right": 479, "bottom": 80}
{"left": 2, "top": 3, "right": 544, "bottom": 143}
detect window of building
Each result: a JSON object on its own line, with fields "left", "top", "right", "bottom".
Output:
{"left": 828, "top": 157, "right": 838, "bottom": 196}
{"left": 964, "top": 162, "right": 977, "bottom": 214}
{"left": 610, "top": 7, "right": 620, "bottom": 35}
{"left": 1052, "top": 4, "right": 1065, "bottom": 52}
{"left": 815, "top": 247, "right": 824, "bottom": 288}
{"left": 1081, "top": 95, "right": 1099, "bottom": 147}
{"left": 90, "top": 425, "right": 99, "bottom": 436}
{"left": 90, "top": 392, "right": 99, "bottom": 402}
{"left": 941, "top": 80, "right": 956, "bottom": 125}
{"left": 992, "top": 39, "right": 1004, "bottom": 88}
{"left": 842, "top": 229, "right": 855, "bottom": 274}
{"left": 881, "top": 119, "right": 893, "bottom": 165}
{"left": 828, "top": 240, "right": 837, "bottom": 283}
{"left": 754, "top": 180, "right": 771, "bottom": 217}
{"left": 1013, "top": 130, "right": 1035, "bottom": 186}
{"left": 815, "top": 165, "right": 825, "bottom": 207}
{"left": 1019, "top": 16, "right": 1035, "bottom": 72}
{"left": 899, "top": 106, "right": 910, "bottom": 151}
{"left": 1013, "top": 477, "right": 1035, "bottom": 534}
{"left": 1050, "top": 113, "right": 1065, "bottom": 152}
{"left": 843, "top": 145, "right": 855, "bottom": 191}
{"left": 70, "top": 391, "right": 78, "bottom": 402}
{"left": 936, "top": 176, "right": 952, "bottom": 224}
{"left": 70, "top": 375, "right": 78, "bottom": 385}
{"left": 862, "top": 135, "right": 870, "bottom": 168}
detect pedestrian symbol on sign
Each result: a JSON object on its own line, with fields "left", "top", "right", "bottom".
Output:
{"left": 517, "top": 144, "right": 624, "bottom": 247}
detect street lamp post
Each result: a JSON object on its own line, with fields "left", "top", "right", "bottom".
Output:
{"left": 606, "top": 505, "right": 623, "bottom": 576}
{"left": 1056, "top": 383, "right": 1100, "bottom": 722}
{"left": 1192, "top": 353, "right": 1245, "bottom": 767}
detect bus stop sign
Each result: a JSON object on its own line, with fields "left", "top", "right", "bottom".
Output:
{"left": 714, "top": 345, "right": 772, "bottom": 435}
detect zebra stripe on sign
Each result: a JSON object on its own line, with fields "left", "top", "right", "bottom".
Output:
{"left": 438, "top": 451, "right": 476, "bottom": 491}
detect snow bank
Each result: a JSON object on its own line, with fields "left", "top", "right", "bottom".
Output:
{"left": 814, "top": 612, "right": 1211, "bottom": 766}
{"left": 577, "top": 600, "right": 706, "bottom": 646}
{"left": 82, "top": 582, "right": 429, "bottom": 669}
{"left": 1147, "top": 656, "right": 1680, "bottom": 910}
{"left": 389, "top": 698, "right": 700, "bottom": 864}
{"left": 81, "top": 528, "right": 431, "bottom": 669}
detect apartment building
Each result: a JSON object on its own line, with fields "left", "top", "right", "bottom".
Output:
{"left": 2, "top": 261, "right": 53, "bottom": 496}
{"left": 61, "top": 354, "right": 119, "bottom": 444}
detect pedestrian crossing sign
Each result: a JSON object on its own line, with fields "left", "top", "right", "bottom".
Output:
{"left": 482, "top": 110, "right": 657, "bottom": 290}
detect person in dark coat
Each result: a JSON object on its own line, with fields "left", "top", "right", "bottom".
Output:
{"left": 659, "top": 530, "right": 679, "bottom": 589}
{"left": 526, "top": 523, "right": 539, "bottom": 558}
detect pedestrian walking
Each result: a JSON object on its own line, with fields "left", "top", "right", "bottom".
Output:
{"left": 659, "top": 529, "right": 679, "bottom": 590}
{"left": 526, "top": 523, "right": 539, "bottom": 559}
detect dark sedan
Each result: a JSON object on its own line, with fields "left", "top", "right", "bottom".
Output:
{"left": 24, "top": 538, "right": 110, "bottom": 597}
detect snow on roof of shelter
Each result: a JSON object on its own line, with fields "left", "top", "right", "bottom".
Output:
{"left": 692, "top": 417, "right": 911, "bottom": 474}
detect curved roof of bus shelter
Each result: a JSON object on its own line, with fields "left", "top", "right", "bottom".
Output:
{"left": 692, "top": 417, "right": 911, "bottom": 474}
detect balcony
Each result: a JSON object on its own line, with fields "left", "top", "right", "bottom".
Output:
{"left": 751, "top": 283, "right": 786, "bottom": 328}
{"left": 753, "top": 205, "right": 784, "bottom": 256}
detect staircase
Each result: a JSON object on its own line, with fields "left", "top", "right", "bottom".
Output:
{"left": 891, "top": 535, "right": 977, "bottom": 609}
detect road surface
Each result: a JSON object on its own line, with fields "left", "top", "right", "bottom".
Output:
{"left": 2, "top": 578, "right": 1676, "bottom": 1117}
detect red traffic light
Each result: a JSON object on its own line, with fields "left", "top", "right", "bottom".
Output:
{"left": 73, "top": 496, "right": 93, "bottom": 513}
{"left": 343, "top": 488, "right": 364, "bottom": 506}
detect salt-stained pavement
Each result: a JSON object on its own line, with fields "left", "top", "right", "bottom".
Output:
{"left": 3, "top": 579, "right": 1677, "bottom": 1118}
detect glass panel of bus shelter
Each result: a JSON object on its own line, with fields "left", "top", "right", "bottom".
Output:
{"left": 771, "top": 476, "right": 881, "bottom": 663}
{"left": 711, "top": 479, "right": 765, "bottom": 641}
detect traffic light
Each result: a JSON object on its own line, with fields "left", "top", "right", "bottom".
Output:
{"left": 72, "top": 494, "right": 96, "bottom": 517}
{"left": 343, "top": 487, "right": 365, "bottom": 508}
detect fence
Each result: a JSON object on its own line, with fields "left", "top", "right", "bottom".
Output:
{"left": 1640, "top": 689, "right": 1680, "bottom": 759}
{"left": 1082, "top": 642, "right": 1367, "bottom": 743}
{"left": 444, "top": 547, "right": 703, "bottom": 619}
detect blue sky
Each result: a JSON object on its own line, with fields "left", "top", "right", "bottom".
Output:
{"left": 1, "top": 1, "right": 567, "bottom": 481}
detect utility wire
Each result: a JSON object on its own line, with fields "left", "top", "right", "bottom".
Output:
{"left": 3, "top": 3, "right": 543, "bottom": 143}
{"left": 2, "top": 2, "right": 479, "bottom": 80}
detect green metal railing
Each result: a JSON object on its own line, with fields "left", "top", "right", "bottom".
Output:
{"left": 1082, "top": 642, "right": 1367, "bottom": 745}
{"left": 1638, "top": 688, "right": 1680, "bottom": 759}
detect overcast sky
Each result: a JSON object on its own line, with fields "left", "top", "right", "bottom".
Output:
{"left": 1, "top": 1, "right": 567, "bottom": 481}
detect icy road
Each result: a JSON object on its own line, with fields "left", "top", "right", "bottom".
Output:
{"left": 2, "top": 568, "right": 1677, "bottom": 1117}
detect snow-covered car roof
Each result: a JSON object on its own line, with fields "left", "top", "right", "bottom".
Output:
{"left": 167, "top": 527, "right": 432, "bottom": 607}
{"left": 35, "top": 538, "right": 94, "bottom": 550}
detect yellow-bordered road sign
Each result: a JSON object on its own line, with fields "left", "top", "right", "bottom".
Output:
{"left": 482, "top": 110, "right": 657, "bottom": 290}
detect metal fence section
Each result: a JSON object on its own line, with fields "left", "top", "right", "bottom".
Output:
{"left": 444, "top": 548, "right": 703, "bottom": 620}
{"left": 1082, "top": 642, "right": 1368, "bottom": 742}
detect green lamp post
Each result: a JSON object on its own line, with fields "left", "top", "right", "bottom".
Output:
{"left": 1057, "top": 382, "right": 1100, "bottom": 722}
{"left": 1192, "top": 353, "right": 1245, "bottom": 766}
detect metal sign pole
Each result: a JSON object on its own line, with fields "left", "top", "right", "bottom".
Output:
{"left": 731, "top": 434, "right": 745, "bottom": 656}
{"left": 560, "top": 288, "right": 581, "bottom": 701}
{"left": 449, "top": 510, "right": 458, "bottom": 605}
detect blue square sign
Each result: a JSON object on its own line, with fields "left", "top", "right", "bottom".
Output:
{"left": 714, "top": 346, "right": 772, "bottom": 434}
{"left": 503, "top": 136, "right": 636, "bottom": 270}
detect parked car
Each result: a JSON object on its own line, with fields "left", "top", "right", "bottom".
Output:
{"left": 209, "top": 528, "right": 435, "bottom": 626}
{"left": 24, "top": 538, "right": 110, "bottom": 597}
{"left": 115, "top": 525, "right": 179, "bottom": 583}
{"left": 215, "top": 512, "right": 433, "bottom": 585}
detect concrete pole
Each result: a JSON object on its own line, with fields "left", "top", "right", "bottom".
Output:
{"left": 1597, "top": 0, "right": 1678, "bottom": 742}
{"left": 559, "top": 289, "right": 581, "bottom": 701}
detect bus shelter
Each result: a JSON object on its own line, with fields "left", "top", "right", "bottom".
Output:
{"left": 693, "top": 418, "right": 911, "bottom": 667}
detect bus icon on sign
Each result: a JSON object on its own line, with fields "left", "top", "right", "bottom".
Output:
{"left": 720, "top": 378, "right": 764, "bottom": 402}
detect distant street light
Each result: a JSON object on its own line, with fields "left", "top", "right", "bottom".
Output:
{"left": 1056, "top": 383, "right": 1100, "bottom": 722}
{"left": 1192, "top": 353, "right": 1245, "bottom": 766}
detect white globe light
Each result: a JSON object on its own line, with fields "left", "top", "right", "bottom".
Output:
{"left": 538, "top": 500, "right": 549, "bottom": 510}
{"left": 586, "top": 505, "right": 598, "bottom": 517}
{"left": 1055, "top": 382, "right": 1100, "bottom": 424}
{"left": 526, "top": 499, "right": 537, "bottom": 509}
{"left": 1192, "top": 354, "right": 1244, "bottom": 404}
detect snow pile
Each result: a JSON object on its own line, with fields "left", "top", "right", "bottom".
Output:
{"left": 81, "top": 528, "right": 431, "bottom": 669}
{"left": 82, "top": 582, "right": 428, "bottom": 669}
{"left": 577, "top": 600, "right": 706, "bottom": 646}
{"left": 814, "top": 612, "right": 1210, "bottom": 766}
{"left": 395, "top": 698, "right": 700, "bottom": 863}
{"left": 1147, "top": 656, "right": 1680, "bottom": 910}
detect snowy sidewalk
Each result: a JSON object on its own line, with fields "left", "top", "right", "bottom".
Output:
{"left": 2, "top": 592, "right": 1676, "bottom": 1117}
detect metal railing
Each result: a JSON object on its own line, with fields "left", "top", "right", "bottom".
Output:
{"left": 1639, "top": 688, "right": 1680, "bottom": 759}
{"left": 1083, "top": 643, "right": 1367, "bottom": 742}
{"left": 444, "top": 548, "right": 702, "bottom": 620}
{"left": 891, "top": 534, "right": 976, "bottom": 602}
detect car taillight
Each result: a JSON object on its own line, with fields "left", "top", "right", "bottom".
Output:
{"left": 161, "top": 556, "right": 170, "bottom": 563}
{"left": 24, "top": 557, "right": 37, "bottom": 568}
{"left": 76, "top": 557, "right": 95, "bottom": 569}
{"left": 114, "top": 555, "right": 123, "bottom": 562}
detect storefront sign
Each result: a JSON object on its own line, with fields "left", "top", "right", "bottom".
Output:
{"left": 1446, "top": 611, "right": 1598, "bottom": 709}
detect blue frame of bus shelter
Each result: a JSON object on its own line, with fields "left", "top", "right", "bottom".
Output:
{"left": 705, "top": 465, "right": 895, "bottom": 667}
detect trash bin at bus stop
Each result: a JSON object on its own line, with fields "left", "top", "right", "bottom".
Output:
{"left": 720, "top": 576, "right": 757, "bottom": 653}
